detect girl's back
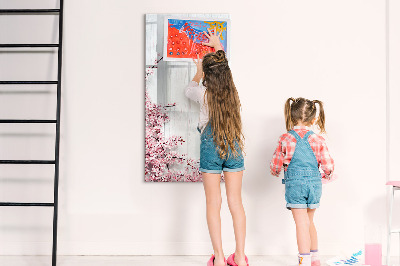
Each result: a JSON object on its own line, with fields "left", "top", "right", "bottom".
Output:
{"left": 269, "top": 97, "right": 335, "bottom": 266}
{"left": 270, "top": 126, "right": 334, "bottom": 179}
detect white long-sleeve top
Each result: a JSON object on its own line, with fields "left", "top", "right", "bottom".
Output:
{"left": 185, "top": 81, "right": 209, "bottom": 133}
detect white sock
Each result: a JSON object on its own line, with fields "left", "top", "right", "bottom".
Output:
{"left": 311, "top": 250, "right": 319, "bottom": 262}
{"left": 298, "top": 254, "right": 311, "bottom": 266}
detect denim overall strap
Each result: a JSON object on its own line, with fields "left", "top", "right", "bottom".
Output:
{"left": 283, "top": 130, "right": 321, "bottom": 183}
{"left": 289, "top": 130, "right": 302, "bottom": 142}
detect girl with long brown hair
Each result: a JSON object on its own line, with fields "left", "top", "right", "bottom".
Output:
{"left": 270, "top": 98, "right": 335, "bottom": 266}
{"left": 185, "top": 28, "right": 248, "bottom": 266}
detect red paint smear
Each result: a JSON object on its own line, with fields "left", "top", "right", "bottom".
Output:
{"left": 167, "top": 24, "right": 215, "bottom": 59}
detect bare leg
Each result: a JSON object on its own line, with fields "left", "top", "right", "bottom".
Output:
{"left": 307, "top": 209, "right": 318, "bottom": 251}
{"left": 225, "top": 171, "right": 247, "bottom": 266}
{"left": 292, "top": 208, "right": 311, "bottom": 254}
{"left": 203, "top": 173, "right": 225, "bottom": 266}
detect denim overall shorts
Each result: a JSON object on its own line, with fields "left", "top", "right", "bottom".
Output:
{"left": 283, "top": 130, "right": 322, "bottom": 210}
{"left": 198, "top": 124, "right": 245, "bottom": 174}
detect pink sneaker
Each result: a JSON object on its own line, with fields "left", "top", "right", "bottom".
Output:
{"left": 207, "top": 254, "right": 227, "bottom": 266}
{"left": 227, "top": 253, "right": 249, "bottom": 266}
{"left": 311, "top": 260, "right": 321, "bottom": 266}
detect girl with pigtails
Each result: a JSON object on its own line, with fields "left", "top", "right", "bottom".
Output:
{"left": 270, "top": 98, "right": 335, "bottom": 266}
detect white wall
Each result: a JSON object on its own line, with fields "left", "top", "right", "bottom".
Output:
{"left": 0, "top": 0, "right": 391, "bottom": 257}
{"left": 388, "top": 0, "right": 400, "bottom": 258}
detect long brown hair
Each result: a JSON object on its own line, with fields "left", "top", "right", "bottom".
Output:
{"left": 284, "top": 97, "right": 326, "bottom": 133}
{"left": 202, "top": 50, "right": 244, "bottom": 158}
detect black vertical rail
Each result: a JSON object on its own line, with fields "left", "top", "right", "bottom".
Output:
{"left": 52, "top": 0, "right": 63, "bottom": 265}
{"left": 0, "top": 3, "right": 63, "bottom": 265}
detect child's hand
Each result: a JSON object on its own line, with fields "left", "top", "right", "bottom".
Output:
{"left": 192, "top": 54, "right": 203, "bottom": 83}
{"left": 202, "top": 28, "right": 223, "bottom": 51}
{"left": 321, "top": 173, "right": 338, "bottom": 184}
{"left": 270, "top": 169, "right": 278, "bottom": 177}
{"left": 193, "top": 54, "right": 203, "bottom": 73}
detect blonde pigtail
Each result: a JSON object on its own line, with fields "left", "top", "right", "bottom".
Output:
{"left": 285, "top": 98, "right": 295, "bottom": 131}
{"left": 313, "top": 100, "right": 326, "bottom": 133}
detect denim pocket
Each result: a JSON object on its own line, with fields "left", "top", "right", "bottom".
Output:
{"left": 285, "top": 181, "right": 303, "bottom": 203}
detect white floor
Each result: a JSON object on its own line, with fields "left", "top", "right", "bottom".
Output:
{"left": 0, "top": 255, "right": 332, "bottom": 266}
{"left": 0, "top": 256, "right": 318, "bottom": 266}
{"left": 0, "top": 256, "right": 397, "bottom": 266}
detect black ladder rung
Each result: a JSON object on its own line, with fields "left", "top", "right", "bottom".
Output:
{"left": 0, "top": 44, "right": 59, "bottom": 48}
{"left": 0, "top": 160, "right": 55, "bottom": 164}
{"left": 0, "top": 81, "right": 58, "bottom": 84}
{"left": 0, "top": 119, "right": 56, "bottom": 123}
{"left": 0, "top": 202, "right": 54, "bottom": 207}
{"left": 0, "top": 9, "right": 60, "bottom": 14}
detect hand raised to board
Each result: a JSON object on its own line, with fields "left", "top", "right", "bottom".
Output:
{"left": 192, "top": 54, "right": 203, "bottom": 83}
{"left": 202, "top": 28, "right": 223, "bottom": 51}
{"left": 193, "top": 54, "right": 203, "bottom": 74}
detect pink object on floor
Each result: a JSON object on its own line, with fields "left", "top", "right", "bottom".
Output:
{"left": 227, "top": 253, "right": 249, "bottom": 266}
{"left": 207, "top": 254, "right": 227, "bottom": 266}
{"left": 386, "top": 181, "right": 400, "bottom": 187}
{"left": 365, "top": 243, "right": 382, "bottom": 266}
{"left": 311, "top": 260, "right": 321, "bottom": 266}
{"left": 322, "top": 173, "right": 338, "bottom": 184}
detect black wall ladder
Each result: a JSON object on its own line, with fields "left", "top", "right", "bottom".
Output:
{"left": 0, "top": 1, "right": 64, "bottom": 265}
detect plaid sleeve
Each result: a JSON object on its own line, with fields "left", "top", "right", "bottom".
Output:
{"left": 318, "top": 136, "right": 335, "bottom": 179}
{"left": 270, "top": 135, "right": 286, "bottom": 177}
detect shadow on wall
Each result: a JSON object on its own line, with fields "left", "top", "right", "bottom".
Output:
{"left": 364, "top": 194, "right": 388, "bottom": 249}
{"left": 365, "top": 195, "right": 386, "bottom": 228}
{"left": 242, "top": 114, "right": 292, "bottom": 254}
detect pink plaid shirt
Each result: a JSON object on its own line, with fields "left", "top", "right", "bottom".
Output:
{"left": 270, "top": 126, "right": 334, "bottom": 179}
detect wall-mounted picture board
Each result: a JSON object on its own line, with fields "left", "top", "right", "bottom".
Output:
{"left": 163, "top": 16, "right": 230, "bottom": 61}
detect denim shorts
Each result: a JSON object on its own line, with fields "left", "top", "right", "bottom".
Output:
{"left": 285, "top": 178, "right": 322, "bottom": 209}
{"left": 199, "top": 125, "right": 245, "bottom": 174}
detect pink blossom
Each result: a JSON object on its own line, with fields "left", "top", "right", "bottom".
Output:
{"left": 145, "top": 66, "right": 202, "bottom": 182}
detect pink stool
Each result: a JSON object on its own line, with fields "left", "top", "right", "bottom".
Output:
{"left": 386, "top": 181, "right": 400, "bottom": 265}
